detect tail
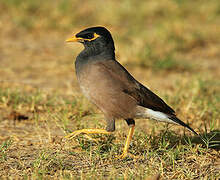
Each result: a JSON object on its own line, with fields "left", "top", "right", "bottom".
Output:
{"left": 169, "top": 115, "right": 198, "bottom": 135}
{"left": 138, "top": 107, "right": 198, "bottom": 135}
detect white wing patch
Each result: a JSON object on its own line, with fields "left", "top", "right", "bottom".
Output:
{"left": 136, "top": 106, "right": 177, "bottom": 124}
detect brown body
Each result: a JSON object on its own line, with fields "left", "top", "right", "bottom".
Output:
{"left": 77, "top": 59, "right": 138, "bottom": 120}
{"left": 75, "top": 57, "right": 182, "bottom": 132}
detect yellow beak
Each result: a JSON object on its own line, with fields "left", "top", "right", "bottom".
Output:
{"left": 66, "top": 35, "right": 83, "bottom": 43}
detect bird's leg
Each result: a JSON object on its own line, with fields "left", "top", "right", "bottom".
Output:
{"left": 116, "top": 124, "right": 135, "bottom": 159}
{"left": 65, "top": 129, "right": 111, "bottom": 141}
{"left": 105, "top": 117, "right": 115, "bottom": 132}
{"left": 116, "top": 119, "right": 136, "bottom": 159}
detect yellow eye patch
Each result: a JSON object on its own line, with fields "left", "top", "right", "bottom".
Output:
{"left": 84, "top": 33, "right": 100, "bottom": 41}
{"left": 66, "top": 33, "right": 100, "bottom": 43}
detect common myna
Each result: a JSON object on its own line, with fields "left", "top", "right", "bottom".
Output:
{"left": 66, "top": 26, "right": 197, "bottom": 159}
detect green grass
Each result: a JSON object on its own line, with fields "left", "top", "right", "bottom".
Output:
{"left": 0, "top": 86, "right": 219, "bottom": 179}
{"left": 0, "top": 0, "right": 220, "bottom": 179}
{"left": 0, "top": 139, "right": 12, "bottom": 162}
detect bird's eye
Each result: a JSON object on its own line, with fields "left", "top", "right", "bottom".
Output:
{"left": 85, "top": 33, "right": 94, "bottom": 39}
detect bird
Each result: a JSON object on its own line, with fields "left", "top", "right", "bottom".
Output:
{"left": 65, "top": 26, "right": 198, "bottom": 159}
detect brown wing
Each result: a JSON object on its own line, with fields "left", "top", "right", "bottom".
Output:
{"left": 126, "top": 84, "right": 175, "bottom": 115}
{"left": 97, "top": 59, "right": 175, "bottom": 115}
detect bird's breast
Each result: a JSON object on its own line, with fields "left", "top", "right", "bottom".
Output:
{"left": 76, "top": 62, "right": 108, "bottom": 101}
{"left": 75, "top": 60, "right": 137, "bottom": 119}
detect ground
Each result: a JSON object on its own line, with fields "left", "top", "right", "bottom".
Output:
{"left": 0, "top": 0, "right": 220, "bottom": 179}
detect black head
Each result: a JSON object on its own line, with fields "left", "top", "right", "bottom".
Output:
{"left": 66, "top": 26, "right": 115, "bottom": 52}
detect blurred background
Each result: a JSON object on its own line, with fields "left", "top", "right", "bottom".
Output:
{"left": 1, "top": 0, "right": 219, "bottom": 93}
{"left": 0, "top": 0, "right": 219, "bottom": 178}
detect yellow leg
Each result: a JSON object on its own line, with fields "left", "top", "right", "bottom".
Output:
{"left": 65, "top": 128, "right": 111, "bottom": 139}
{"left": 116, "top": 125, "right": 135, "bottom": 159}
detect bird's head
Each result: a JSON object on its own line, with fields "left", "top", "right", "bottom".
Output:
{"left": 66, "top": 26, "right": 115, "bottom": 52}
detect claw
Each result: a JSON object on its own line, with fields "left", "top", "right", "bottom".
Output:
{"left": 83, "top": 134, "right": 98, "bottom": 143}
{"left": 115, "top": 152, "right": 139, "bottom": 159}
{"left": 115, "top": 151, "right": 128, "bottom": 159}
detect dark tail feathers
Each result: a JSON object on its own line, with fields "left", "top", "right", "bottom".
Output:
{"left": 169, "top": 116, "right": 198, "bottom": 135}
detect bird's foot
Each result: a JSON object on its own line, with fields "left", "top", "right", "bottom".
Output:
{"left": 115, "top": 151, "right": 128, "bottom": 159}
{"left": 115, "top": 151, "right": 138, "bottom": 160}
{"left": 82, "top": 134, "right": 98, "bottom": 142}
{"left": 65, "top": 128, "right": 111, "bottom": 141}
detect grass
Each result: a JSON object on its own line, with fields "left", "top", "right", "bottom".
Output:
{"left": 0, "top": 0, "right": 220, "bottom": 179}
